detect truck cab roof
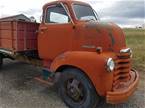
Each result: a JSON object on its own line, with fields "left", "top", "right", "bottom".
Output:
{"left": 43, "top": 0, "right": 90, "bottom": 9}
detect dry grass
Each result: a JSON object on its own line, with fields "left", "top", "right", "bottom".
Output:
{"left": 124, "top": 29, "right": 145, "bottom": 85}
{"left": 123, "top": 28, "right": 145, "bottom": 77}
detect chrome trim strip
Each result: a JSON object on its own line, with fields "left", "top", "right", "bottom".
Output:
{"left": 81, "top": 45, "right": 96, "bottom": 49}
{"left": 120, "top": 48, "right": 131, "bottom": 53}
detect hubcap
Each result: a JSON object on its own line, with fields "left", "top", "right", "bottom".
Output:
{"left": 66, "top": 78, "right": 85, "bottom": 103}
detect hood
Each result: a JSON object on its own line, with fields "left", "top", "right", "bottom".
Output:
{"left": 74, "top": 21, "right": 126, "bottom": 53}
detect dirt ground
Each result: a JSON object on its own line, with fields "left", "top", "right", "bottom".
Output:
{"left": 0, "top": 59, "right": 145, "bottom": 108}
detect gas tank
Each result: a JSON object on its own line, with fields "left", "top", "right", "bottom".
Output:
{"left": 73, "top": 21, "right": 126, "bottom": 53}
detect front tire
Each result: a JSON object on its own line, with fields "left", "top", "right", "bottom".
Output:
{"left": 58, "top": 68, "right": 100, "bottom": 108}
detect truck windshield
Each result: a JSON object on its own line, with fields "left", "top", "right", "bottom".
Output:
{"left": 73, "top": 4, "right": 97, "bottom": 21}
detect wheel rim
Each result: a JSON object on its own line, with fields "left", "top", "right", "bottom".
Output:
{"left": 65, "top": 78, "right": 86, "bottom": 103}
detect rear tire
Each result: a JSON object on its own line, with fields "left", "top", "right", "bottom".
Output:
{"left": 0, "top": 55, "right": 3, "bottom": 68}
{"left": 58, "top": 68, "right": 100, "bottom": 108}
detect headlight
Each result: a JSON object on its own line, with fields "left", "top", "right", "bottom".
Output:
{"left": 107, "top": 58, "right": 115, "bottom": 72}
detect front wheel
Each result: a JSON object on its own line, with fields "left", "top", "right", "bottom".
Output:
{"left": 58, "top": 68, "right": 100, "bottom": 108}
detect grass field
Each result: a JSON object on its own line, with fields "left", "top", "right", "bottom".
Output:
{"left": 123, "top": 28, "right": 145, "bottom": 108}
{"left": 124, "top": 28, "right": 145, "bottom": 76}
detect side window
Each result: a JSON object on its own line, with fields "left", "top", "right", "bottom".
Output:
{"left": 45, "top": 4, "right": 70, "bottom": 24}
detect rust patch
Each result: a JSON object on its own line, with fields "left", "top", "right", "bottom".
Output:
{"left": 85, "top": 22, "right": 102, "bottom": 33}
{"left": 104, "top": 24, "right": 116, "bottom": 47}
{"left": 85, "top": 22, "right": 116, "bottom": 48}
{"left": 108, "top": 32, "right": 115, "bottom": 46}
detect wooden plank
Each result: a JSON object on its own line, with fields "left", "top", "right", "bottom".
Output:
{"left": 11, "top": 21, "right": 15, "bottom": 50}
{"left": 0, "top": 21, "right": 39, "bottom": 52}
{"left": 24, "top": 22, "right": 27, "bottom": 50}
{"left": 0, "top": 22, "right": 1, "bottom": 47}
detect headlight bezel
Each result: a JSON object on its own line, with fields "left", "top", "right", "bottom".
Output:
{"left": 107, "top": 58, "right": 115, "bottom": 72}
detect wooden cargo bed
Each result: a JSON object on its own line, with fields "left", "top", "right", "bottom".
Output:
{"left": 0, "top": 21, "right": 40, "bottom": 52}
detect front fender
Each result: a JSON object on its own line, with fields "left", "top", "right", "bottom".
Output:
{"left": 50, "top": 51, "right": 114, "bottom": 96}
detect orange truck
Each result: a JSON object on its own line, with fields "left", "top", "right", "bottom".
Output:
{"left": 0, "top": 0, "right": 139, "bottom": 108}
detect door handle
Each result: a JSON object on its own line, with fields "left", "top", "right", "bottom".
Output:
{"left": 38, "top": 27, "right": 48, "bottom": 34}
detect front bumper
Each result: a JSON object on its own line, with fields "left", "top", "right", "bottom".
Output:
{"left": 106, "top": 69, "right": 139, "bottom": 104}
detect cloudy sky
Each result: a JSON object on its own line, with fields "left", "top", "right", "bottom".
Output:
{"left": 0, "top": 0, "right": 144, "bottom": 28}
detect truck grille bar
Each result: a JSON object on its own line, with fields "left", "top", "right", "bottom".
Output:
{"left": 113, "top": 50, "right": 131, "bottom": 90}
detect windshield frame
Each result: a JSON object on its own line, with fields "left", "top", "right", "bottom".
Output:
{"left": 72, "top": 3, "right": 98, "bottom": 21}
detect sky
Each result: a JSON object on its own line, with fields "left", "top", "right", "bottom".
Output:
{"left": 0, "top": 0, "right": 144, "bottom": 28}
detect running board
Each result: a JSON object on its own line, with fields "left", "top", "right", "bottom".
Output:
{"left": 0, "top": 48, "right": 14, "bottom": 55}
{"left": 0, "top": 48, "right": 15, "bottom": 59}
{"left": 34, "top": 76, "right": 54, "bottom": 86}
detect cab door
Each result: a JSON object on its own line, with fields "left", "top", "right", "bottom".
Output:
{"left": 38, "top": 3, "right": 74, "bottom": 60}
